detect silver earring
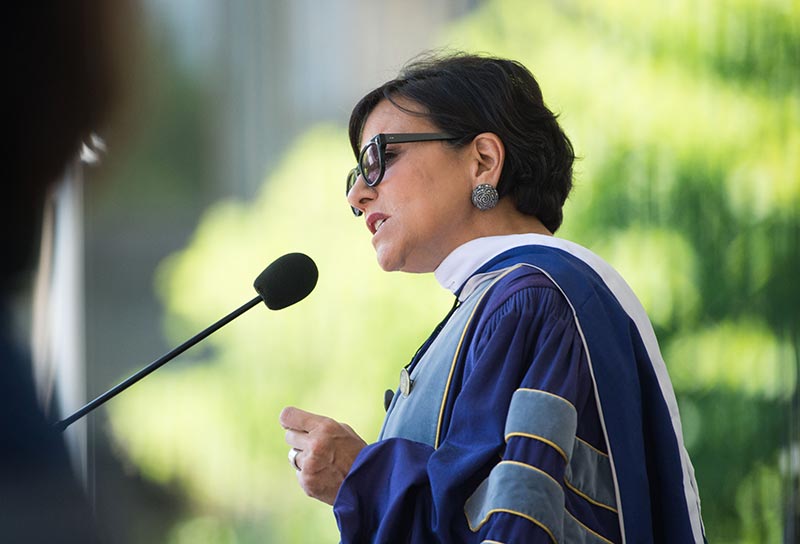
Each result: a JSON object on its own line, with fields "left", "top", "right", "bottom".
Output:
{"left": 471, "top": 184, "right": 499, "bottom": 211}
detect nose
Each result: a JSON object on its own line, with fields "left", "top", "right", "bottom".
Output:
{"left": 347, "top": 174, "right": 375, "bottom": 215}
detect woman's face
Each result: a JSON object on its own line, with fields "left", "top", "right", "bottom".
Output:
{"left": 347, "top": 98, "right": 480, "bottom": 273}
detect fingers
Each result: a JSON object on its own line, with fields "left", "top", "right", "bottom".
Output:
{"left": 279, "top": 406, "right": 328, "bottom": 432}
{"left": 280, "top": 406, "right": 339, "bottom": 451}
{"left": 283, "top": 416, "right": 355, "bottom": 461}
{"left": 279, "top": 406, "right": 368, "bottom": 505}
{"left": 284, "top": 428, "right": 311, "bottom": 451}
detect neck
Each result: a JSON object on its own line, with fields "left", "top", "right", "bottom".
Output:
{"left": 473, "top": 198, "right": 552, "bottom": 237}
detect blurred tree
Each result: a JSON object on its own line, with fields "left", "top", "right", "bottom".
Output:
{"left": 108, "top": 0, "right": 798, "bottom": 541}
{"left": 109, "top": 126, "right": 451, "bottom": 541}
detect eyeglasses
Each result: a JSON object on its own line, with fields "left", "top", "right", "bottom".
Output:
{"left": 346, "top": 132, "right": 456, "bottom": 216}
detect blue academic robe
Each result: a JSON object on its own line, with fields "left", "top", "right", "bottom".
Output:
{"left": 334, "top": 240, "right": 705, "bottom": 543}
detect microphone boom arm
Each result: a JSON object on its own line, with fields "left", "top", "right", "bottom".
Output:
{"left": 54, "top": 295, "right": 262, "bottom": 432}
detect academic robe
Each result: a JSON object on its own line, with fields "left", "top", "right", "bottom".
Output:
{"left": 333, "top": 236, "right": 705, "bottom": 544}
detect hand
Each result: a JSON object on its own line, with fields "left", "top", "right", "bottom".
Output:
{"left": 279, "top": 406, "right": 367, "bottom": 505}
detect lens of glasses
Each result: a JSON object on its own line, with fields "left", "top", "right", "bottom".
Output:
{"left": 358, "top": 141, "right": 382, "bottom": 185}
{"left": 345, "top": 168, "right": 363, "bottom": 216}
{"left": 346, "top": 168, "right": 358, "bottom": 195}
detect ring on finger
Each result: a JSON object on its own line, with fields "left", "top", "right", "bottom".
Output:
{"left": 288, "top": 448, "right": 302, "bottom": 471}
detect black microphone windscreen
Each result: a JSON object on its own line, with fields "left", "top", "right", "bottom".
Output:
{"left": 253, "top": 253, "right": 318, "bottom": 310}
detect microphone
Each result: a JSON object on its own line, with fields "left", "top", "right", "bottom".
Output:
{"left": 54, "top": 252, "right": 318, "bottom": 432}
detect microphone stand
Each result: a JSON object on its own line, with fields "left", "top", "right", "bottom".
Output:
{"left": 54, "top": 295, "right": 262, "bottom": 432}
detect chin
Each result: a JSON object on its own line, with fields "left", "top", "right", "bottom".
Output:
{"left": 374, "top": 242, "right": 434, "bottom": 274}
{"left": 374, "top": 248, "right": 401, "bottom": 272}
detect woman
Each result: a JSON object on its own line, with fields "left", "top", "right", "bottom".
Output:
{"left": 281, "top": 53, "right": 705, "bottom": 543}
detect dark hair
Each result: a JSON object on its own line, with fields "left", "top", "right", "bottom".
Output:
{"left": 348, "top": 52, "right": 575, "bottom": 233}
{"left": 4, "top": 2, "right": 129, "bottom": 294}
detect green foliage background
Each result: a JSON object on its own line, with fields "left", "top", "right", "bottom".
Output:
{"left": 108, "top": 1, "right": 799, "bottom": 542}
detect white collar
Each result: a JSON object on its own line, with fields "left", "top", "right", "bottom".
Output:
{"left": 434, "top": 234, "right": 554, "bottom": 300}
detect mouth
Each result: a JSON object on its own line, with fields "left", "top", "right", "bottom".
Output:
{"left": 367, "top": 213, "right": 389, "bottom": 235}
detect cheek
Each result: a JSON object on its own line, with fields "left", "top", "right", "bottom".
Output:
{"left": 424, "top": 180, "right": 473, "bottom": 225}
{"left": 381, "top": 159, "right": 470, "bottom": 231}
{"left": 395, "top": 173, "right": 470, "bottom": 236}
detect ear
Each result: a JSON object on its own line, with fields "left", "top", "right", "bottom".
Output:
{"left": 468, "top": 132, "right": 505, "bottom": 188}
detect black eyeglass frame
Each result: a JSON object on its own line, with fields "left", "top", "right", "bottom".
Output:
{"left": 346, "top": 132, "right": 456, "bottom": 216}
